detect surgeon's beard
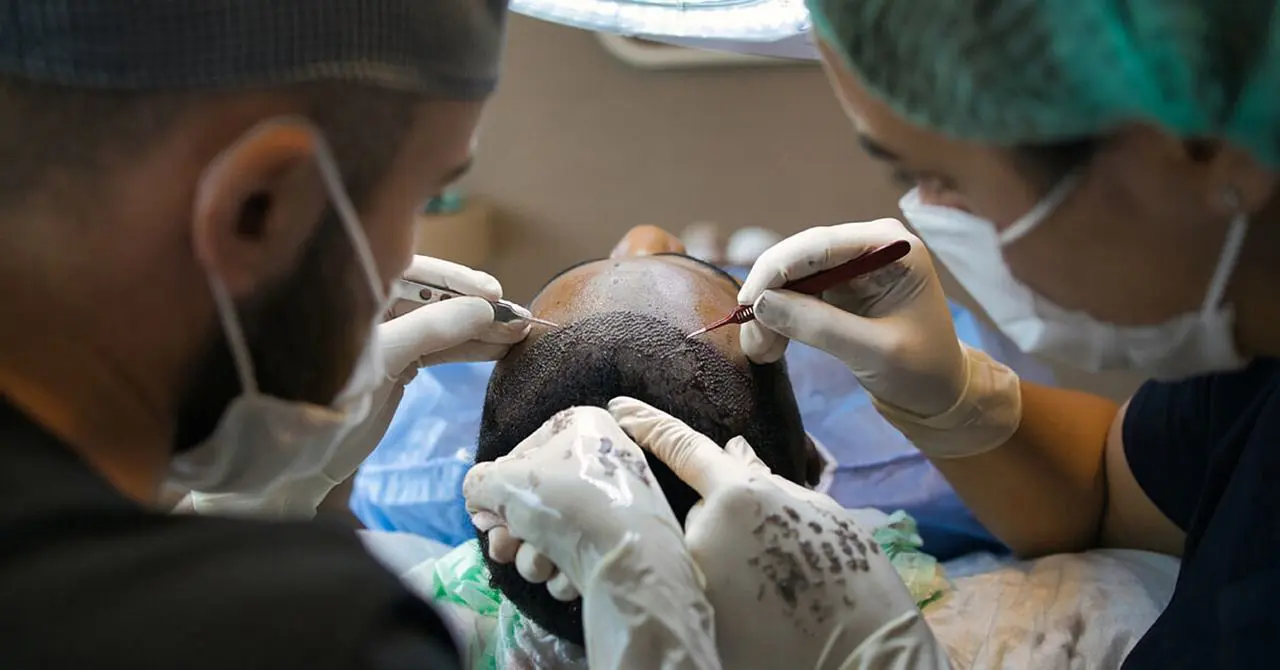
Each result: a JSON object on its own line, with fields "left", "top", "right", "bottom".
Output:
{"left": 172, "top": 213, "right": 373, "bottom": 454}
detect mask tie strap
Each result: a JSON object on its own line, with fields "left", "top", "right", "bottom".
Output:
{"left": 207, "top": 275, "right": 259, "bottom": 396}
{"left": 311, "top": 133, "right": 389, "bottom": 308}
{"left": 309, "top": 127, "right": 397, "bottom": 387}
{"left": 997, "top": 172, "right": 1082, "bottom": 247}
{"left": 1201, "top": 190, "right": 1251, "bottom": 316}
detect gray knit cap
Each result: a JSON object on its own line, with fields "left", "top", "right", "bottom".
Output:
{"left": 0, "top": 0, "right": 509, "bottom": 99}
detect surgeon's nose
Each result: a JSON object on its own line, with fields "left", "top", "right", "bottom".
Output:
{"left": 611, "top": 225, "right": 686, "bottom": 258}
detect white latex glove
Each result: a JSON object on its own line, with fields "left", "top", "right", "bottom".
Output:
{"left": 463, "top": 407, "right": 721, "bottom": 670}
{"left": 181, "top": 255, "right": 528, "bottom": 519}
{"left": 738, "top": 219, "right": 1021, "bottom": 458}
{"left": 610, "top": 397, "right": 952, "bottom": 670}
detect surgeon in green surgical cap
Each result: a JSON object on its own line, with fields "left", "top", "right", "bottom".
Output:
{"left": 730, "top": 2, "right": 1280, "bottom": 666}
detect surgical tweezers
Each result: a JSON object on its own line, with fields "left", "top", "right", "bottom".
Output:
{"left": 393, "top": 278, "right": 560, "bottom": 328}
{"left": 687, "top": 240, "right": 912, "bottom": 338}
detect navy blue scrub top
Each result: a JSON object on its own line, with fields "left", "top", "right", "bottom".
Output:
{"left": 1121, "top": 359, "right": 1280, "bottom": 668}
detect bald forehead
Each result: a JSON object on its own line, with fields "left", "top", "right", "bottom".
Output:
{"left": 525, "top": 255, "right": 747, "bottom": 366}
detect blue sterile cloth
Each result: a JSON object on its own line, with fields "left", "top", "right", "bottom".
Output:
{"left": 351, "top": 362, "right": 495, "bottom": 546}
{"left": 352, "top": 277, "right": 1053, "bottom": 557}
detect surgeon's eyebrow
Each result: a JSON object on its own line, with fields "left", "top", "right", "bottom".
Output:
{"left": 857, "top": 134, "right": 900, "bottom": 163}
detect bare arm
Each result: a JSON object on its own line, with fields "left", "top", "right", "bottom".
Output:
{"left": 926, "top": 380, "right": 1185, "bottom": 558}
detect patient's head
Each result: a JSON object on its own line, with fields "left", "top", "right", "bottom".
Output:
{"left": 476, "top": 226, "right": 808, "bottom": 647}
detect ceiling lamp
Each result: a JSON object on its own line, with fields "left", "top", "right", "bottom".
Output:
{"left": 509, "top": 0, "right": 810, "bottom": 41}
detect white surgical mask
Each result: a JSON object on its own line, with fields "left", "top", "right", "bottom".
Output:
{"left": 898, "top": 178, "right": 1250, "bottom": 380}
{"left": 169, "top": 119, "right": 391, "bottom": 495}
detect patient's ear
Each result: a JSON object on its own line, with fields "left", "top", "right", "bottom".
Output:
{"left": 803, "top": 434, "right": 824, "bottom": 487}
{"left": 611, "top": 225, "right": 686, "bottom": 258}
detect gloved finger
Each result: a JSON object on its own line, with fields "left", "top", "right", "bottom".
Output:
{"left": 403, "top": 255, "right": 503, "bottom": 301}
{"left": 380, "top": 297, "right": 499, "bottom": 375}
{"left": 786, "top": 483, "right": 847, "bottom": 513}
{"left": 479, "top": 320, "right": 533, "bottom": 345}
{"left": 725, "top": 436, "right": 773, "bottom": 478}
{"left": 684, "top": 498, "right": 708, "bottom": 533}
{"left": 609, "top": 397, "right": 747, "bottom": 497}
{"left": 516, "top": 542, "right": 557, "bottom": 583}
{"left": 416, "top": 341, "right": 516, "bottom": 368}
{"left": 547, "top": 572, "right": 580, "bottom": 602}
{"left": 739, "top": 321, "right": 789, "bottom": 364}
{"left": 463, "top": 461, "right": 511, "bottom": 519}
{"left": 751, "top": 289, "right": 897, "bottom": 367}
{"left": 471, "top": 509, "right": 504, "bottom": 533}
{"left": 737, "top": 219, "right": 908, "bottom": 305}
{"left": 487, "top": 526, "right": 521, "bottom": 564}
{"left": 466, "top": 463, "right": 544, "bottom": 556}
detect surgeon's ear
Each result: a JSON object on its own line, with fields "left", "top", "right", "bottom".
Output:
{"left": 191, "top": 118, "right": 331, "bottom": 298}
{"left": 1182, "top": 138, "right": 1276, "bottom": 219}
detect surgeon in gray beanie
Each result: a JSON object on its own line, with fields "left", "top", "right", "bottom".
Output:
{"left": 0, "top": 2, "right": 548, "bottom": 668}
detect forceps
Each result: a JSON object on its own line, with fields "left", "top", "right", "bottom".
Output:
{"left": 393, "top": 278, "right": 561, "bottom": 328}
{"left": 688, "top": 240, "right": 912, "bottom": 338}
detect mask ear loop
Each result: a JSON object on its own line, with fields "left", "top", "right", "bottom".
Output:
{"left": 997, "top": 172, "right": 1082, "bottom": 247}
{"left": 208, "top": 276, "right": 260, "bottom": 396}
{"left": 308, "top": 127, "right": 398, "bottom": 387}
{"left": 309, "top": 134, "right": 389, "bottom": 308}
{"left": 1201, "top": 188, "right": 1250, "bottom": 316}
{"left": 199, "top": 118, "right": 388, "bottom": 400}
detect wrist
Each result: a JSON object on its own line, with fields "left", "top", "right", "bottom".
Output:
{"left": 843, "top": 609, "right": 951, "bottom": 669}
{"left": 872, "top": 345, "right": 1022, "bottom": 459}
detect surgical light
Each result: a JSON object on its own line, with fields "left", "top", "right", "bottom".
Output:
{"left": 509, "top": 0, "right": 810, "bottom": 41}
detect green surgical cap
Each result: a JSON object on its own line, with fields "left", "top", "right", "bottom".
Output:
{"left": 807, "top": 0, "right": 1280, "bottom": 167}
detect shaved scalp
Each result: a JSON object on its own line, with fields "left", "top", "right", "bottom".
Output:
{"left": 476, "top": 311, "right": 807, "bottom": 646}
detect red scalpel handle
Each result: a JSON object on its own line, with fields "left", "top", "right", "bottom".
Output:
{"left": 779, "top": 240, "right": 912, "bottom": 295}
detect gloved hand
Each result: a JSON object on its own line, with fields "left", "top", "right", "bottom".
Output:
{"left": 738, "top": 219, "right": 1021, "bottom": 458}
{"left": 181, "top": 255, "right": 528, "bottom": 519}
{"left": 463, "top": 407, "right": 721, "bottom": 670}
{"left": 611, "top": 397, "right": 951, "bottom": 670}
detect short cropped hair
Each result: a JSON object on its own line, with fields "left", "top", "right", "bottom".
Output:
{"left": 476, "top": 311, "right": 808, "bottom": 647}
{"left": 0, "top": 77, "right": 416, "bottom": 212}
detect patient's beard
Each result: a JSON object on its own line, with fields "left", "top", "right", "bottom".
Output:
{"left": 171, "top": 214, "right": 367, "bottom": 454}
